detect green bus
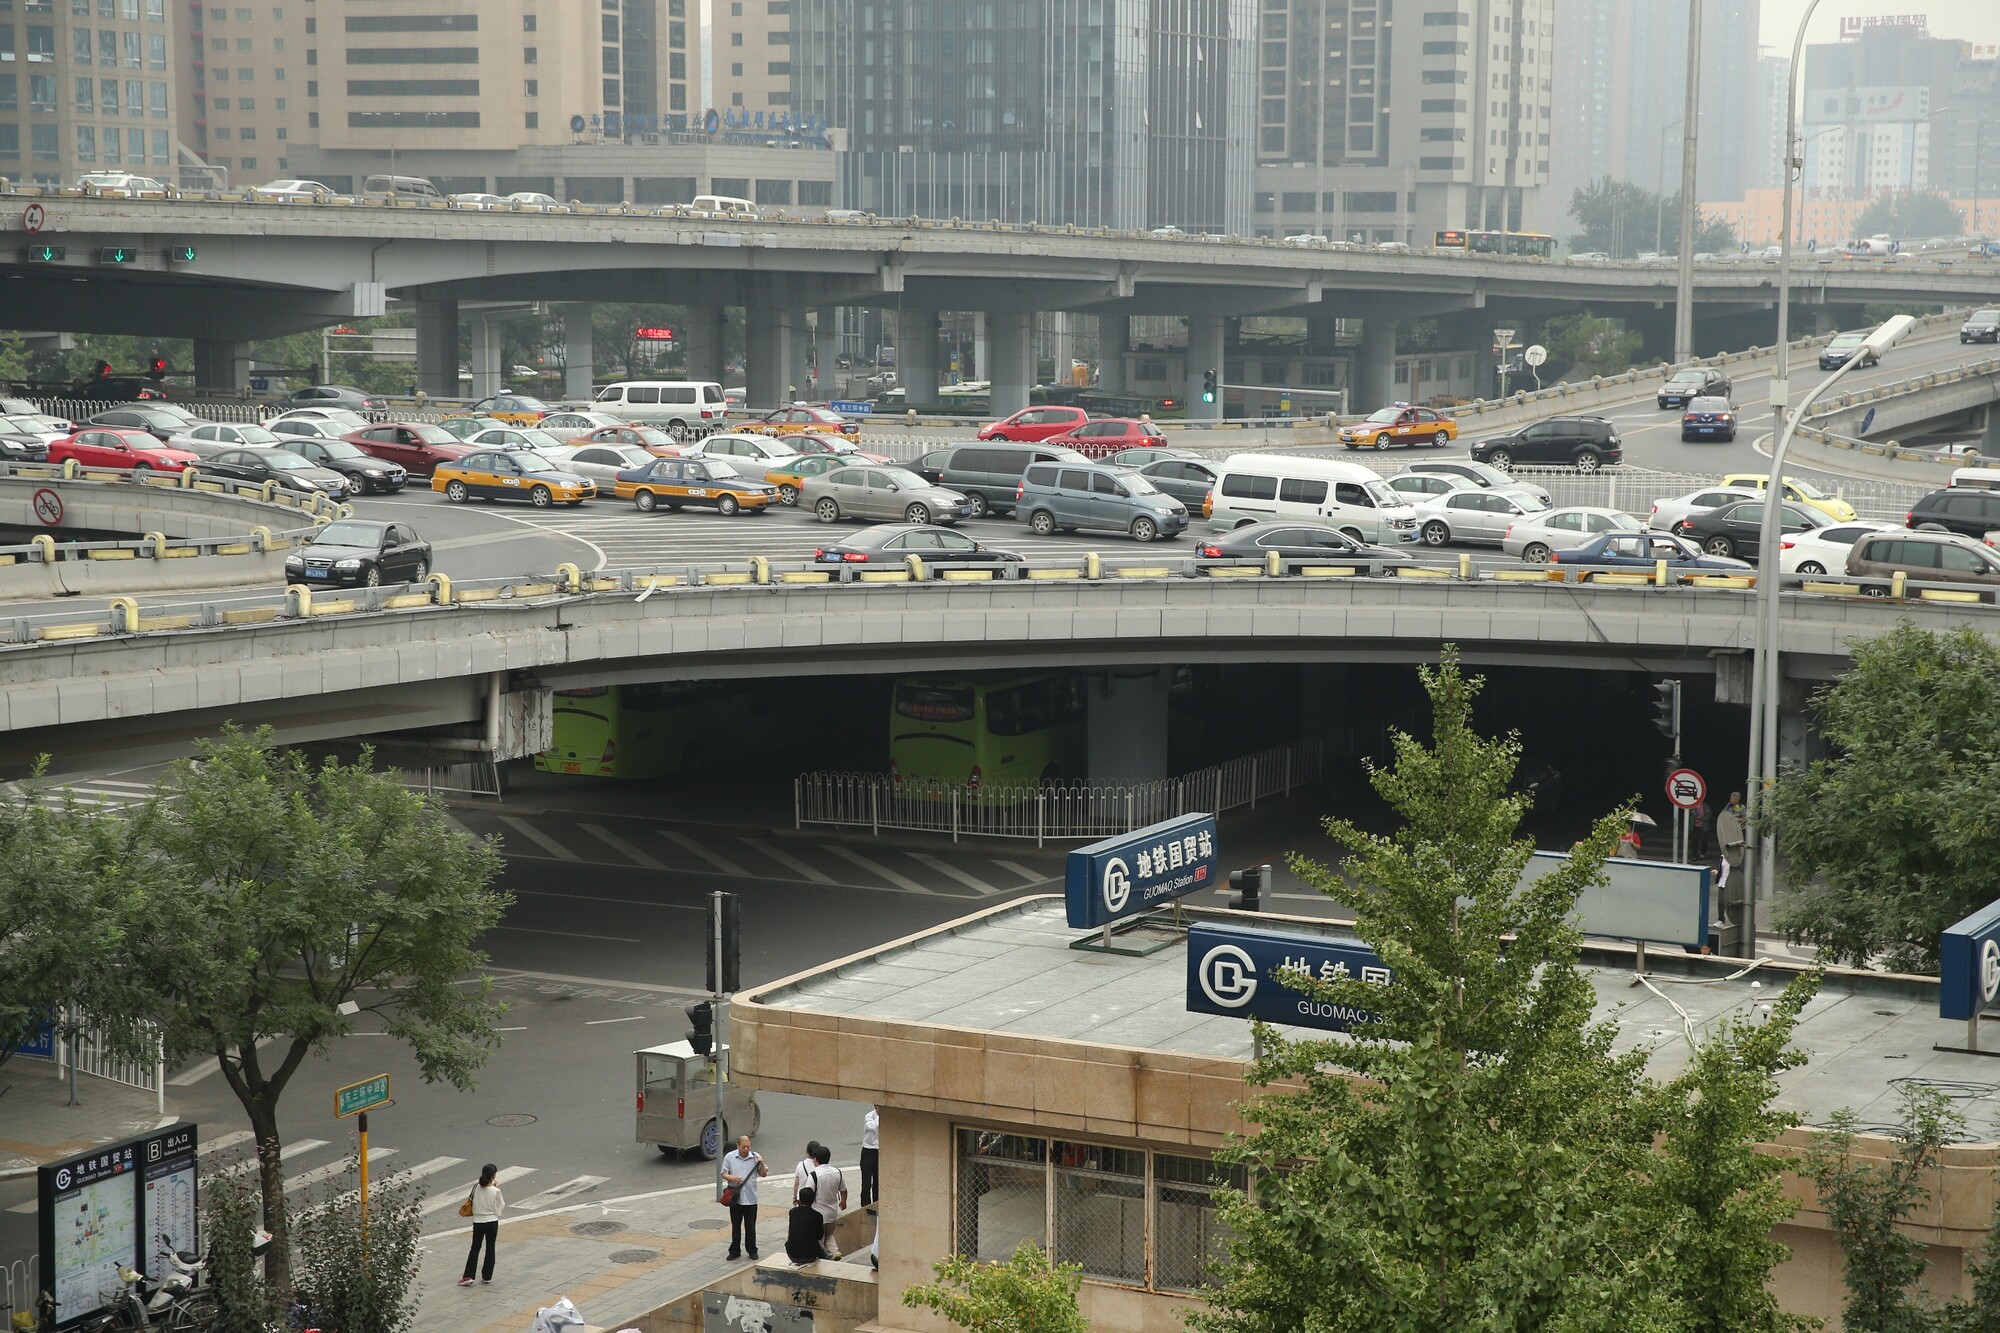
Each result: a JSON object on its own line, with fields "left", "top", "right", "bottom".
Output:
{"left": 889, "top": 673, "right": 1088, "bottom": 792}
{"left": 534, "top": 681, "right": 742, "bottom": 780}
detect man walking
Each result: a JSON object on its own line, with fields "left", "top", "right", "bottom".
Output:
{"left": 859, "top": 1106, "right": 879, "bottom": 1209}
{"left": 720, "top": 1133, "right": 768, "bottom": 1262}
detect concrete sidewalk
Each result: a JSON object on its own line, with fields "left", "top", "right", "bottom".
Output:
{"left": 0, "top": 1058, "right": 176, "bottom": 1181}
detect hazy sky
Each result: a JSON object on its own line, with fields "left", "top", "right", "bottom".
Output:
{"left": 1759, "top": 0, "right": 2000, "bottom": 53}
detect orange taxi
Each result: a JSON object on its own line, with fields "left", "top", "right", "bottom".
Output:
{"left": 1336, "top": 404, "right": 1459, "bottom": 450}
{"left": 741, "top": 404, "right": 861, "bottom": 437}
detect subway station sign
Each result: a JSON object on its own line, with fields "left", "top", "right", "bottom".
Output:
{"left": 1940, "top": 898, "right": 2000, "bottom": 1021}
{"left": 1186, "top": 922, "right": 1395, "bottom": 1032}
{"left": 1064, "top": 813, "right": 1218, "bottom": 930}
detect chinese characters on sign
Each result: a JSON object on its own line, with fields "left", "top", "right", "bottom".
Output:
{"left": 1840, "top": 15, "right": 1928, "bottom": 39}
{"left": 1064, "top": 814, "right": 1219, "bottom": 930}
{"left": 1185, "top": 923, "right": 1396, "bottom": 1033}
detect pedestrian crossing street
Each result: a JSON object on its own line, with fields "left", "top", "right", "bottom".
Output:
{"left": 8, "top": 1130, "right": 603, "bottom": 1220}
{"left": 456, "top": 809, "right": 1060, "bottom": 900}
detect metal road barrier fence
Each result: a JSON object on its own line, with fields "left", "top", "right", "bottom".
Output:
{"left": 794, "top": 739, "right": 1325, "bottom": 844}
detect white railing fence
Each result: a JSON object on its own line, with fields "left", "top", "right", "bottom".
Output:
{"left": 21, "top": 1011, "right": 166, "bottom": 1113}
{"left": 796, "top": 738, "right": 1325, "bottom": 844}
{"left": 2, "top": 1255, "right": 40, "bottom": 1329}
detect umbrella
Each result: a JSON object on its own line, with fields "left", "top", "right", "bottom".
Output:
{"left": 1626, "top": 811, "right": 1658, "bottom": 828}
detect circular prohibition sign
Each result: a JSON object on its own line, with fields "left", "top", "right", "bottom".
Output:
{"left": 32, "top": 488, "right": 64, "bottom": 526}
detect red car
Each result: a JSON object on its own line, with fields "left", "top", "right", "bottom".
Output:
{"left": 789, "top": 430, "right": 893, "bottom": 463}
{"left": 743, "top": 404, "right": 860, "bottom": 437}
{"left": 573, "top": 424, "right": 683, "bottom": 456}
{"left": 1045, "top": 417, "right": 1170, "bottom": 459}
{"left": 977, "top": 405, "right": 1090, "bottom": 442}
{"left": 342, "top": 421, "right": 478, "bottom": 477}
{"left": 49, "top": 427, "right": 198, "bottom": 472}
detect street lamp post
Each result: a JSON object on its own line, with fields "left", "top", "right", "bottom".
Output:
{"left": 1672, "top": 0, "right": 1705, "bottom": 363}
{"left": 1655, "top": 118, "right": 1684, "bottom": 257}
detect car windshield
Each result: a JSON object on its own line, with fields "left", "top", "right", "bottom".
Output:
{"left": 317, "top": 440, "right": 368, "bottom": 460}
{"left": 514, "top": 429, "right": 564, "bottom": 449}
{"left": 233, "top": 425, "right": 281, "bottom": 445}
{"left": 500, "top": 397, "right": 550, "bottom": 412}
{"left": 312, "top": 522, "right": 381, "bottom": 547}
{"left": 1121, "top": 473, "right": 1161, "bottom": 495}
{"left": 1687, "top": 398, "right": 1731, "bottom": 412}
{"left": 409, "top": 424, "right": 461, "bottom": 444}
{"left": 1788, "top": 478, "right": 1829, "bottom": 499}
{"left": 1363, "top": 408, "right": 1402, "bottom": 424}
{"left": 881, "top": 468, "right": 927, "bottom": 488}
{"left": 1976, "top": 310, "right": 2000, "bottom": 321}
{"left": 702, "top": 460, "right": 741, "bottom": 479}
{"left": 1829, "top": 333, "right": 1865, "bottom": 348}
{"left": 514, "top": 453, "right": 562, "bottom": 474}
{"left": 264, "top": 453, "right": 313, "bottom": 470}
{"left": 1465, "top": 463, "right": 1511, "bottom": 485}
{"left": 1366, "top": 481, "right": 1405, "bottom": 508}
{"left": 630, "top": 428, "right": 673, "bottom": 446}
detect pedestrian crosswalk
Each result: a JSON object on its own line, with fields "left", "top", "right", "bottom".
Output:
{"left": 5, "top": 777, "right": 155, "bottom": 810}
{"left": 460, "top": 810, "right": 1059, "bottom": 899}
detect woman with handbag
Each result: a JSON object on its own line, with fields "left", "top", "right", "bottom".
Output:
{"left": 458, "top": 1164, "right": 504, "bottom": 1287}
{"left": 719, "top": 1133, "right": 768, "bottom": 1262}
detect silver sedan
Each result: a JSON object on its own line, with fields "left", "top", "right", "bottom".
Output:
{"left": 1406, "top": 489, "right": 1550, "bottom": 548}
{"left": 803, "top": 465, "right": 975, "bottom": 526}
{"left": 534, "top": 410, "right": 629, "bottom": 443}
{"left": 1501, "top": 507, "right": 1643, "bottom": 563}
{"left": 536, "top": 442, "right": 661, "bottom": 482}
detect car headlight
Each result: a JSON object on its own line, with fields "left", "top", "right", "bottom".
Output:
{"left": 283, "top": 555, "right": 303, "bottom": 567}
{"left": 334, "top": 558, "right": 362, "bottom": 570}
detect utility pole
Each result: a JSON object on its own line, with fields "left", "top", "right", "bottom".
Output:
{"left": 1673, "top": 0, "right": 1705, "bottom": 362}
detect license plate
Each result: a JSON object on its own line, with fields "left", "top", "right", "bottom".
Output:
{"left": 562, "top": 762, "right": 581, "bottom": 774}
{"left": 306, "top": 568, "right": 328, "bottom": 578}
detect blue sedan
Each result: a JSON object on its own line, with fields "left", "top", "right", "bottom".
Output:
{"left": 1549, "top": 531, "right": 1751, "bottom": 571}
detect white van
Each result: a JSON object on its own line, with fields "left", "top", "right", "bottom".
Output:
{"left": 690, "top": 194, "right": 758, "bottom": 218}
{"left": 592, "top": 380, "right": 729, "bottom": 439}
{"left": 1949, "top": 466, "right": 2000, "bottom": 490}
{"left": 1206, "top": 454, "right": 1418, "bottom": 542}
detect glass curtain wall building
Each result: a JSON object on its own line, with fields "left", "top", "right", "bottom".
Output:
{"left": 791, "top": 0, "right": 1254, "bottom": 234}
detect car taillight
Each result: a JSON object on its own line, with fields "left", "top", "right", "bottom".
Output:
{"left": 842, "top": 552, "right": 869, "bottom": 562}
{"left": 1719, "top": 414, "right": 1733, "bottom": 422}
{"left": 1199, "top": 544, "right": 1222, "bottom": 557}
{"left": 601, "top": 739, "right": 616, "bottom": 771}
{"left": 1203, "top": 490, "right": 1214, "bottom": 518}
{"left": 1906, "top": 512, "right": 1915, "bottom": 527}
{"left": 1549, "top": 552, "right": 1560, "bottom": 563}
{"left": 1016, "top": 481, "right": 1026, "bottom": 500}
{"left": 968, "top": 765, "right": 982, "bottom": 790}
{"left": 677, "top": 1096, "right": 685, "bottom": 1119}
{"left": 1780, "top": 537, "right": 1797, "bottom": 549}
{"left": 814, "top": 548, "right": 828, "bottom": 558}
{"left": 637, "top": 1092, "right": 645, "bottom": 1112}
{"left": 1503, "top": 524, "right": 1514, "bottom": 539}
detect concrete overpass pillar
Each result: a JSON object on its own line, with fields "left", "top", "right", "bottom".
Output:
{"left": 1982, "top": 406, "right": 2000, "bottom": 457}
{"left": 1186, "top": 313, "right": 1224, "bottom": 422}
{"left": 191, "top": 339, "right": 249, "bottom": 395}
{"left": 1087, "top": 670, "right": 1170, "bottom": 786}
{"left": 815, "top": 306, "right": 838, "bottom": 398}
{"left": 746, "top": 305, "right": 809, "bottom": 408}
{"left": 1047, "top": 312, "right": 1071, "bottom": 387}
{"left": 1357, "top": 319, "right": 1397, "bottom": 412}
{"left": 469, "top": 315, "right": 503, "bottom": 400}
{"left": 972, "top": 312, "right": 988, "bottom": 381}
{"left": 682, "top": 304, "right": 728, "bottom": 386}
{"left": 562, "top": 304, "right": 595, "bottom": 401}
{"left": 986, "top": 310, "right": 1034, "bottom": 418}
{"left": 1096, "top": 314, "right": 1129, "bottom": 393}
{"left": 1810, "top": 307, "right": 1838, "bottom": 337}
{"left": 416, "top": 298, "right": 460, "bottom": 399}
{"left": 900, "top": 309, "right": 941, "bottom": 406}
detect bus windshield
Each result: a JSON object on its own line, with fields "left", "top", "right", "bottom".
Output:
{"left": 890, "top": 674, "right": 1087, "bottom": 792}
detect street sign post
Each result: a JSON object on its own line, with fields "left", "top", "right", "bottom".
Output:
{"left": 1665, "top": 767, "right": 1706, "bottom": 811}
{"left": 335, "top": 1074, "right": 390, "bottom": 1230}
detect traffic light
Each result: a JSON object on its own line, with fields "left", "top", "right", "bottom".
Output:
{"left": 1227, "top": 864, "right": 1267, "bottom": 912}
{"left": 91, "top": 360, "right": 113, "bottom": 381}
{"left": 685, "top": 1000, "right": 715, "bottom": 1057}
{"left": 1650, "top": 680, "right": 1681, "bottom": 741}
{"left": 706, "top": 891, "right": 741, "bottom": 995}
{"left": 146, "top": 356, "right": 167, "bottom": 383}
{"left": 1202, "top": 368, "right": 1217, "bottom": 404}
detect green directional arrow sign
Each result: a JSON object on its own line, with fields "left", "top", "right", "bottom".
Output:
{"left": 334, "top": 1073, "right": 390, "bottom": 1118}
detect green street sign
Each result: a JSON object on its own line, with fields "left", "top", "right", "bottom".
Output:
{"left": 334, "top": 1073, "right": 390, "bottom": 1118}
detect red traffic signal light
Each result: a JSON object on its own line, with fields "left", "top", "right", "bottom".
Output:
{"left": 146, "top": 357, "right": 168, "bottom": 381}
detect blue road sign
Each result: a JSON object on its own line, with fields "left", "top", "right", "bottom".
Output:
{"left": 1186, "top": 922, "right": 1394, "bottom": 1032}
{"left": 1064, "top": 813, "right": 1218, "bottom": 929}
{"left": 1941, "top": 898, "right": 2000, "bottom": 1020}
{"left": 829, "top": 399, "right": 873, "bottom": 416}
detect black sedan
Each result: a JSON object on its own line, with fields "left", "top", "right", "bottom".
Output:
{"left": 90, "top": 403, "right": 205, "bottom": 440}
{"left": 1549, "top": 531, "right": 1751, "bottom": 571}
{"left": 1962, "top": 309, "right": 2000, "bottom": 344}
{"left": 1196, "top": 522, "right": 1408, "bottom": 565}
{"left": 283, "top": 519, "right": 432, "bottom": 588}
{"left": 1137, "top": 456, "right": 1220, "bottom": 509}
{"left": 278, "top": 384, "right": 389, "bottom": 416}
{"left": 1679, "top": 396, "right": 1737, "bottom": 442}
{"left": 1670, "top": 500, "right": 1829, "bottom": 560}
{"left": 280, "top": 436, "right": 409, "bottom": 494}
{"left": 813, "top": 524, "right": 1024, "bottom": 566}
{"left": 1656, "top": 368, "right": 1732, "bottom": 409}
{"left": 198, "top": 447, "right": 351, "bottom": 500}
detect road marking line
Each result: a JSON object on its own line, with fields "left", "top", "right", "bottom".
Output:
{"left": 169, "top": 1037, "right": 283, "bottom": 1086}
{"left": 824, "top": 845, "right": 934, "bottom": 894}
{"left": 583, "top": 1015, "right": 645, "bottom": 1025}
{"left": 498, "top": 816, "right": 578, "bottom": 861}
{"left": 420, "top": 1165, "right": 536, "bottom": 1216}
{"left": 506, "top": 1175, "right": 609, "bottom": 1215}
{"left": 284, "top": 1147, "right": 397, "bottom": 1195}
{"left": 752, "top": 841, "right": 835, "bottom": 884}
{"left": 489, "top": 924, "right": 643, "bottom": 944}
{"left": 196, "top": 1130, "right": 256, "bottom": 1158}
{"left": 907, "top": 851, "right": 1004, "bottom": 896}
{"left": 510, "top": 887, "right": 701, "bottom": 911}
{"left": 661, "top": 830, "right": 747, "bottom": 878}
{"left": 582, "top": 823, "right": 668, "bottom": 870}
{"left": 214, "top": 1138, "right": 331, "bottom": 1179}
{"left": 995, "top": 859, "right": 1054, "bottom": 884}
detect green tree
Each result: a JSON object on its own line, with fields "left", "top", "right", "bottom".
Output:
{"left": 902, "top": 1241, "right": 1089, "bottom": 1333}
{"left": 127, "top": 728, "right": 509, "bottom": 1296}
{"left": 1567, "top": 177, "right": 1738, "bottom": 257}
{"left": 1541, "top": 311, "right": 1647, "bottom": 378}
{"left": 1852, "top": 192, "right": 1963, "bottom": 242}
{"left": 1190, "top": 650, "right": 1822, "bottom": 1333}
{"left": 1769, "top": 623, "right": 2000, "bottom": 972}
{"left": 291, "top": 1161, "right": 427, "bottom": 1333}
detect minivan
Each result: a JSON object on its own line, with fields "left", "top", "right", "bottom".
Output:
{"left": 1016, "top": 461, "right": 1188, "bottom": 542}
{"left": 1847, "top": 530, "right": 2000, "bottom": 588}
{"left": 1204, "top": 455, "right": 1417, "bottom": 543}
{"left": 591, "top": 381, "right": 728, "bottom": 439}
{"left": 938, "top": 441, "right": 1089, "bottom": 517}
{"left": 690, "top": 194, "right": 758, "bottom": 218}
{"left": 362, "top": 174, "right": 444, "bottom": 202}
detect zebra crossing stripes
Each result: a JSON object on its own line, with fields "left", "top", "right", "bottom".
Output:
{"left": 418, "top": 1164, "right": 538, "bottom": 1217}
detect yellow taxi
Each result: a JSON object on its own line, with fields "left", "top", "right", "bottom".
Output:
{"left": 613, "top": 454, "right": 779, "bottom": 515}
{"left": 741, "top": 404, "right": 861, "bottom": 437}
{"left": 457, "top": 393, "right": 551, "bottom": 426}
{"left": 1719, "top": 473, "right": 1858, "bottom": 523}
{"left": 1337, "top": 404, "right": 1459, "bottom": 450}
{"left": 432, "top": 448, "right": 597, "bottom": 506}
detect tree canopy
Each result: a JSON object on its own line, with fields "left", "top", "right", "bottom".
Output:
{"left": 1541, "top": 311, "right": 1647, "bottom": 378}
{"left": 1852, "top": 192, "right": 1963, "bottom": 242}
{"left": 1770, "top": 623, "right": 2000, "bottom": 971}
{"left": 1567, "top": 177, "right": 1738, "bottom": 257}
{"left": 902, "top": 1241, "right": 1088, "bottom": 1333}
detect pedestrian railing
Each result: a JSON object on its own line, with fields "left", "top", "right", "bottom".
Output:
{"left": 794, "top": 738, "right": 1324, "bottom": 845}
{"left": 18, "top": 1011, "right": 167, "bottom": 1113}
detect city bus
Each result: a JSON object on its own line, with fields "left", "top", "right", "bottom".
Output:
{"left": 1434, "top": 229, "right": 1558, "bottom": 258}
{"left": 889, "top": 672, "right": 1088, "bottom": 791}
{"left": 534, "top": 681, "right": 743, "bottom": 780}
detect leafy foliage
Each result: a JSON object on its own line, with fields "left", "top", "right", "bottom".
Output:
{"left": 1770, "top": 624, "right": 2000, "bottom": 972}
{"left": 1852, "top": 193, "right": 1963, "bottom": 243}
{"left": 291, "top": 1160, "right": 427, "bottom": 1333}
{"left": 1541, "top": 311, "right": 1648, "bottom": 378}
{"left": 901, "top": 1241, "right": 1089, "bottom": 1333}
{"left": 1189, "top": 650, "right": 1822, "bottom": 1333}
{"left": 1566, "top": 176, "right": 1738, "bottom": 257}
{"left": 126, "top": 728, "right": 509, "bottom": 1294}
{"left": 202, "top": 1171, "right": 273, "bottom": 1333}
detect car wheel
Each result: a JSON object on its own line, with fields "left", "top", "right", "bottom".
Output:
{"left": 1703, "top": 536, "right": 1735, "bottom": 557}
{"left": 1340, "top": 527, "right": 1365, "bottom": 543}
{"left": 905, "top": 502, "right": 932, "bottom": 524}
{"left": 1797, "top": 561, "right": 1825, "bottom": 575}
{"left": 132, "top": 461, "right": 151, "bottom": 473}
{"left": 1131, "top": 516, "right": 1158, "bottom": 542}
{"left": 1522, "top": 543, "right": 1551, "bottom": 564}
{"left": 718, "top": 494, "right": 740, "bottom": 516}
{"left": 1375, "top": 432, "right": 1393, "bottom": 448}
{"left": 445, "top": 479, "right": 469, "bottom": 503}
{"left": 778, "top": 484, "right": 799, "bottom": 506}
{"left": 363, "top": 566, "right": 382, "bottom": 588}
{"left": 1433, "top": 431, "right": 1450, "bottom": 447}
{"left": 1862, "top": 584, "right": 1890, "bottom": 597}
{"left": 967, "top": 492, "right": 990, "bottom": 518}
{"left": 1485, "top": 449, "right": 1513, "bottom": 469}
{"left": 1029, "top": 510, "right": 1057, "bottom": 536}
{"left": 667, "top": 421, "right": 689, "bottom": 441}
{"left": 1575, "top": 452, "right": 1601, "bottom": 473}
{"left": 815, "top": 497, "right": 840, "bottom": 523}
{"left": 529, "top": 485, "right": 553, "bottom": 507}
{"left": 635, "top": 490, "right": 659, "bottom": 513}
{"left": 1421, "top": 520, "right": 1451, "bottom": 547}
{"left": 412, "top": 560, "right": 429, "bottom": 582}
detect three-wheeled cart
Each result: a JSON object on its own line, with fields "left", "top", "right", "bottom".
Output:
{"left": 634, "top": 1040, "right": 760, "bottom": 1160}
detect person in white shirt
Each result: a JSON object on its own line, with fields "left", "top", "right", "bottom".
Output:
{"left": 458, "top": 1164, "right": 505, "bottom": 1286}
{"left": 859, "top": 1106, "right": 880, "bottom": 1208}
{"left": 809, "top": 1143, "right": 847, "bottom": 1258}
{"left": 720, "top": 1133, "right": 769, "bottom": 1261}
{"left": 792, "top": 1140, "right": 823, "bottom": 1204}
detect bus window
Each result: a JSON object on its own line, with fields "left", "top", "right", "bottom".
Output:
{"left": 894, "top": 683, "right": 976, "bottom": 722}
{"left": 890, "top": 673, "right": 1086, "bottom": 791}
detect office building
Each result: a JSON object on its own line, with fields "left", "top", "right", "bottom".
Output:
{"left": 1253, "top": 0, "right": 1555, "bottom": 243}
{"left": 709, "top": 0, "right": 790, "bottom": 115}
{"left": 1799, "top": 17, "right": 1961, "bottom": 201}
{"left": 1750, "top": 52, "right": 1789, "bottom": 191}
{"left": 789, "top": 0, "right": 1256, "bottom": 235}
{"left": 0, "top": 0, "right": 184, "bottom": 186}
{"left": 1935, "top": 49, "right": 2000, "bottom": 230}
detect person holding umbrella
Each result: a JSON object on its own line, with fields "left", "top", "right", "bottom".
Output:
{"left": 1615, "top": 811, "right": 1653, "bottom": 858}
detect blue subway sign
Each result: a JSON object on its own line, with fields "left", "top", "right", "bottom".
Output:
{"left": 1186, "top": 923, "right": 1395, "bottom": 1032}
{"left": 829, "top": 399, "right": 874, "bottom": 416}
{"left": 1064, "top": 813, "right": 1218, "bottom": 929}
{"left": 1940, "top": 898, "right": 2000, "bottom": 1021}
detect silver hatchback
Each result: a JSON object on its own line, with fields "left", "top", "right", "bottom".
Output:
{"left": 805, "top": 464, "right": 975, "bottom": 526}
